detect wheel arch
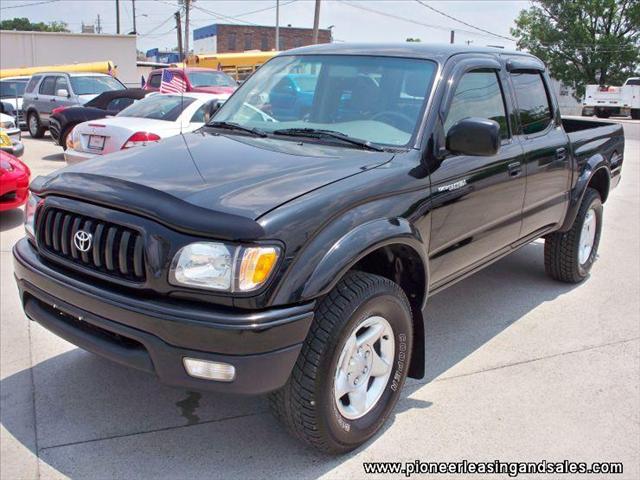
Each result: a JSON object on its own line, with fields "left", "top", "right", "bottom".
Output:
{"left": 275, "top": 217, "right": 429, "bottom": 379}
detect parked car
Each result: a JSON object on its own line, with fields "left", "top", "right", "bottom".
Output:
{"left": 0, "top": 150, "right": 30, "bottom": 211}
{"left": 582, "top": 76, "right": 640, "bottom": 119}
{"left": 22, "top": 72, "right": 126, "bottom": 138}
{"left": 49, "top": 88, "right": 148, "bottom": 150}
{"left": 0, "top": 76, "right": 29, "bottom": 129}
{"left": 64, "top": 92, "right": 220, "bottom": 164}
{"left": 144, "top": 67, "right": 237, "bottom": 98}
{"left": 13, "top": 44, "right": 624, "bottom": 453}
{"left": 0, "top": 112, "right": 24, "bottom": 157}
{"left": 268, "top": 74, "right": 316, "bottom": 120}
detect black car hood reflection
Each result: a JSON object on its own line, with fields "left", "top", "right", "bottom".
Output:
{"left": 60, "top": 131, "right": 393, "bottom": 219}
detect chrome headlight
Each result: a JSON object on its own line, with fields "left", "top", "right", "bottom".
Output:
{"left": 169, "top": 242, "right": 280, "bottom": 292}
{"left": 24, "top": 192, "right": 41, "bottom": 238}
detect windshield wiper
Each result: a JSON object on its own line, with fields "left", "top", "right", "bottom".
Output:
{"left": 206, "top": 121, "right": 267, "bottom": 138}
{"left": 272, "top": 128, "right": 385, "bottom": 151}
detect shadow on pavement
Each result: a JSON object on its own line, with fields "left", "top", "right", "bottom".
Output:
{"left": 42, "top": 153, "right": 65, "bottom": 162}
{"left": 0, "top": 208, "right": 24, "bottom": 232}
{"left": 0, "top": 243, "right": 579, "bottom": 478}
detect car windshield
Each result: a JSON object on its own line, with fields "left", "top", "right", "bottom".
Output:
{"left": 69, "top": 76, "right": 125, "bottom": 95}
{"left": 0, "top": 80, "right": 27, "bottom": 98}
{"left": 213, "top": 54, "right": 437, "bottom": 147}
{"left": 187, "top": 71, "right": 237, "bottom": 88}
{"left": 117, "top": 94, "right": 195, "bottom": 121}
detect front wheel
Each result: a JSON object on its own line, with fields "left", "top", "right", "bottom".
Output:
{"left": 544, "top": 187, "right": 603, "bottom": 283}
{"left": 269, "top": 271, "right": 413, "bottom": 453}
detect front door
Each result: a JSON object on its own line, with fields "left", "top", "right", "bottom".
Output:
{"left": 428, "top": 67, "right": 526, "bottom": 287}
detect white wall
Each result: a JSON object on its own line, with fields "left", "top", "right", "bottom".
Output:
{"left": 0, "top": 31, "right": 138, "bottom": 86}
{"left": 549, "top": 77, "right": 582, "bottom": 116}
{"left": 194, "top": 36, "right": 217, "bottom": 54}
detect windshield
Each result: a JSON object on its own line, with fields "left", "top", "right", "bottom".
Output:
{"left": 117, "top": 94, "right": 195, "bottom": 121}
{"left": 69, "top": 76, "right": 125, "bottom": 95}
{"left": 187, "top": 71, "right": 237, "bottom": 88}
{"left": 0, "top": 80, "right": 27, "bottom": 98}
{"left": 214, "top": 55, "right": 436, "bottom": 147}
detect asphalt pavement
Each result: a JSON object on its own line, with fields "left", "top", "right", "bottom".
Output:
{"left": 1, "top": 121, "right": 638, "bottom": 479}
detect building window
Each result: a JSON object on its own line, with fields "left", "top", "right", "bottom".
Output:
{"left": 228, "top": 33, "right": 237, "bottom": 51}
{"left": 261, "top": 34, "right": 269, "bottom": 51}
{"left": 244, "top": 33, "right": 252, "bottom": 51}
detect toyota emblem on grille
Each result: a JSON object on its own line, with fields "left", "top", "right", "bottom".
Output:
{"left": 73, "top": 230, "right": 92, "bottom": 252}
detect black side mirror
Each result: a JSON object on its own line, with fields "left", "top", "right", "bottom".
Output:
{"left": 446, "top": 117, "right": 500, "bottom": 156}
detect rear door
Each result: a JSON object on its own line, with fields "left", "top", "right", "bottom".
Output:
{"left": 37, "top": 75, "right": 58, "bottom": 123}
{"left": 508, "top": 67, "right": 571, "bottom": 237}
{"left": 428, "top": 58, "right": 526, "bottom": 287}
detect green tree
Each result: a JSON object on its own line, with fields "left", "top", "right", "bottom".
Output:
{"left": 511, "top": 0, "right": 639, "bottom": 97}
{"left": 0, "top": 17, "right": 69, "bottom": 32}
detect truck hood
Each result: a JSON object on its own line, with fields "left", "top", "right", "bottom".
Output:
{"left": 46, "top": 130, "right": 393, "bottom": 219}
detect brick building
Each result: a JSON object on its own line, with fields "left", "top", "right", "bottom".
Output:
{"left": 193, "top": 24, "right": 332, "bottom": 54}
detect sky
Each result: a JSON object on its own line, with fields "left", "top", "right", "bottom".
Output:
{"left": 0, "top": 0, "right": 531, "bottom": 53}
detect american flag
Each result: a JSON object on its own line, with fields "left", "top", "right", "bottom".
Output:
{"left": 160, "top": 70, "right": 187, "bottom": 94}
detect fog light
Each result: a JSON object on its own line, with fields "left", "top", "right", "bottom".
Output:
{"left": 183, "top": 358, "right": 236, "bottom": 382}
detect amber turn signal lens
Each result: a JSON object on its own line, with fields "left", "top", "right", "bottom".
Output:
{"left": 238, "top": 247, "right": 279, "bottom": 291}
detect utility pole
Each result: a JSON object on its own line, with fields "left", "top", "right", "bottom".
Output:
{"left": 132, "top": 0, "right": 137, "bottom": 34}
{"left": 184, "top": 0, "right": 191, "bottom": 60}
{"left": 275, "top": 0, "right": 280, "bottom": 50}
{"left": 175, "top": 10, "right": 183, "bottom": 60}
{"left": 450, "top": 30, "right": 455, "bottom": 44}
{"left": 96, "top": 14, "right": 102, "bottom": 34}
{"left": 115, "top": 0, "right": 120, "bottom": 34}
{"left": 312, "top": 0, "right": 321, "bottom": 44}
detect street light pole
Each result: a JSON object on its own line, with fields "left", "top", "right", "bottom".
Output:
{"left": 116, "top": 0, "right": 120, "bottom": 34}
{"left": 275, "top": 0, "right": 280, "bottom": 50}
{"left": 132, "top": 0, "right": 137, "bottom": 34}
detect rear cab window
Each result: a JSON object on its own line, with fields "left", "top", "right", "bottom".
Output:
{"left": 510, "top": 71, "right": 554, "bottom": 135}
{"left": 444, "top": 69, "right": 510, "bottom": 140}
{"left": 148, "top": 74, "right": 162, "bottom": 89}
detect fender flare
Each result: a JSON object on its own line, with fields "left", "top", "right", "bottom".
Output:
{"left": 273, "top": 217, "right": 429, "bottom": 379}
{"left": 560, "top": 154, "right": 610, "bottom": 232}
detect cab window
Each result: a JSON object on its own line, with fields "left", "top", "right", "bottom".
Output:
{"left": 106, "top": 97, "right": 135, "bottom": 112}
{"left": 510, "top": 72, "right": 553, "bottom": 135}
{"left": 445, "top": 70, "right": 509, "bottom": 140}
{"left": 148, "top": 74, "right": 162, "bottom": 89}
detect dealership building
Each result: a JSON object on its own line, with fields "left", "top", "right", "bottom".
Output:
{"left": 193, "top": 23, "right": 332, "bottom": 54}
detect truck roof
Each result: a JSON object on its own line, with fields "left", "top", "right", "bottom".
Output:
{"left": 281, "top": 42, "right": 538, "bottom": 63}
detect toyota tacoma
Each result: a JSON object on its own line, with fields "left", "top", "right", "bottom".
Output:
{"left": 13, "top": 44, "right": 624, "bottom": 453}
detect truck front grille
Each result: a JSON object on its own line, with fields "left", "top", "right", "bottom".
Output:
{"left": 37, "top": 207, "right": 146, "bottom": 282}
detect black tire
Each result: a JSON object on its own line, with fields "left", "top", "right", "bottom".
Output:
{"left": 269, "top": 271, "right": 413, "bottom": 453}
{"left": 595, "top": 109, "right": 611, "bottom": 119}
{"left": 631, "top": 109, "right": 640, "bottom": 120}
{"left": 544, "top": 187, "right": 603, "bottom": 283}
{"left": 28, "top": 112, "right": 45, "bottom": 138}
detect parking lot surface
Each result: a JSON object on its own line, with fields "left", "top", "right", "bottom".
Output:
{"left": 1, "top": 122, "right": 639, "bottom": 479}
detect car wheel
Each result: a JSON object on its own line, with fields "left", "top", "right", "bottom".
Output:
{"left": 28, "top": 112, "right": 45, "bottom": 138}
{"left": 544, "top": 187, "right": 603, "bottom": 283}
{"left": 269, "top": 271, "right": 413, "bottom": 453}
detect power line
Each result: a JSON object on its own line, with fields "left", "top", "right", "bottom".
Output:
{"left": 414, "top": 0, "right": 515, "bottom": 42}
{"left": 338, "top": 0, "right": 515, "bottom": 42}
{"left": 0, "top": 0, "right": 59, "bottom": 10}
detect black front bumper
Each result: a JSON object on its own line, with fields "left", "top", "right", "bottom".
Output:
{"left": 13, "top": 238, "right": 314, "bottom": 394}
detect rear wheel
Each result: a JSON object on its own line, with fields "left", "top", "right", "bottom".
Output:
{"left": 269, "top": 271, "right": 413, "bottom": 453}
{"left": 544, "top": 187, "right": 603, "bottom": 283}
{"left": 28, "top": 112, "right": 45, "bottom": 138}
{"left": 595, "top": 109, "right": 611, "bottom": 119}
{"left": 631, "top": 109, "right": 640, "bottom": 120}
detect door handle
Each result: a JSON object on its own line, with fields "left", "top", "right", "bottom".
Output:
{"left": 556, "top": 147, "right": 567, "bottom": 161}
{"left": 507, "top": 161, "right": 522, "bottom": 177}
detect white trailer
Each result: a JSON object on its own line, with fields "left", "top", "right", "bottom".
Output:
{"left": 582, "top": 77, "right": 640, "bottom": 119}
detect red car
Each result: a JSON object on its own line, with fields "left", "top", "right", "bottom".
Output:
{"left": 0, "top": 150, "right": 30, "bottom": 211}
{"left": 143, "top": 67, "right": 237, "bottom": 97}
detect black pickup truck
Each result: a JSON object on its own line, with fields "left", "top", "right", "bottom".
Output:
{"left": 14, "top": 44, "right": 624, "bottom": 453}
